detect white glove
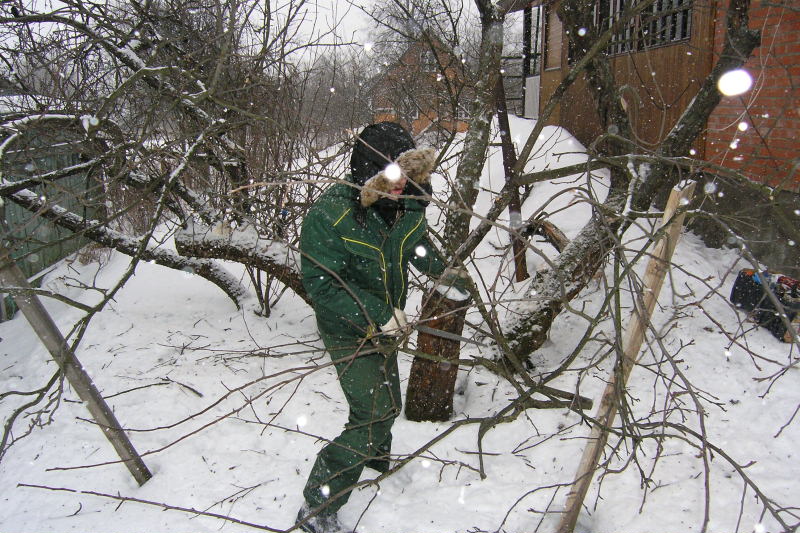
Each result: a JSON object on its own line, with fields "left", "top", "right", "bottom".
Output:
{"left": 441, "top": 266, "right": 469, "bottom": 280}
{"left": 380, "top": 308, "right": 408, "bottom": 336}
{"left": 435, "top": 266, "right": 471, "bottom": 302}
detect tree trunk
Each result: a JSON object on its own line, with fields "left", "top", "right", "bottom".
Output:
{"left": 405, "top": 291, "right": 468, "bottom": 421}
{"left": 406, "top": 1, "right": 505, "bottom": 421}
{"left": 495, "top": 78, "right": 529, "bottom": 282}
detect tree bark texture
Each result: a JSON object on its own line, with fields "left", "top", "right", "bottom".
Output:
{"left": 506, "top": 193, "right": 625, "bottom": 358}
{"left": 174, "top": 222, "right": 308, "bottom": 305}
{"left": 405, "top": 291, "right": 468, "bottom": 421}
{"left": 495, "top": 78, "right": 529, "bottom": 282}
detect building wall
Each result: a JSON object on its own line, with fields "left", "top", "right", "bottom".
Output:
{"left": 533, "top": 0, "right": 800, "bottom": 272}
{"left": 371, "top": 40, "right": 469, "bottom": 136}
{"left": 538, "top": 3, "right": 564, "bottom": 128}
{"left": 704, "top": 1, "right": 800, "bottom": 191}
{"left": 538, "top": 0, "right": 716, "bottom": 151}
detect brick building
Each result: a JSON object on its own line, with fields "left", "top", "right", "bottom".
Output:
{"left": 705, "top": 2, "right": 800, "bottom": 190}
{"left": 524, "top": 0, "right": 799, "bottom": 191}
{"left": 370, "top": 37, "right": 470, "bottom": 135}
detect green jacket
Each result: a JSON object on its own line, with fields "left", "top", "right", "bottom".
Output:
{"left": 300, "top": 181, "right": 446, "bottom": 342}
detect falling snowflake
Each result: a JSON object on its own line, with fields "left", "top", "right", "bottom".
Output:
{"left": 385, "top": 163, "right": 402, "bottom": 181}
{"left": 717, "top": 69, "right": 752, "bottom": 96}
{"left": 415, "top": 245, "right": 427, "bottom": 257}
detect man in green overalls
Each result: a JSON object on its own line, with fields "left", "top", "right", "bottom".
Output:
{"left": 296, "top": 123, "right": 458, "bottom": 533}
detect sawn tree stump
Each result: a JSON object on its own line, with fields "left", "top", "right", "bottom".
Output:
{"left": 405, "top": 290, "right": 468, "bottom": 421}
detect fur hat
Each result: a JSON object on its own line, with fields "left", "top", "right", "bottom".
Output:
{"left": 360, "top": 147, "right": 437, "bottom": 207}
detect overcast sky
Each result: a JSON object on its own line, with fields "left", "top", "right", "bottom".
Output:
{"left": 315, "top": 0, "right": 374, "bottom": 45}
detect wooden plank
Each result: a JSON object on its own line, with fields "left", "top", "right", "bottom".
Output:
{"left": 0, "top": 245, "right": 152, "bottom": 486}
{"left": 555, "top": 181, "right": 696, "bottom": 533}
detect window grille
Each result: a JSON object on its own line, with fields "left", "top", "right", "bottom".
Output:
{"left": 597, "top": 0, "right": 692, "bottom": 56}
{"left": 642, "top": 0, "right": 693, "bottom": 48}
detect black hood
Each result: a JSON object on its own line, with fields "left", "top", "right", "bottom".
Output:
{"left": 350, "top": 122, "right": 416, "bottom": 186}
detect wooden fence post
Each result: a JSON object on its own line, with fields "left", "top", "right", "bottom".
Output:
{"left": 0, "top": 245, "right": 152, "bottom": 486}
{"left": 556, "top": 181, "right": 696, "bottom": 532}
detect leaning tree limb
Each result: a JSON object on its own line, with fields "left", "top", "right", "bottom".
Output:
{"left": 174, "top": 220, "right": 309, "bottom": 305}
{"left": 6, "top": 188, "right": 249, "bottom": 307}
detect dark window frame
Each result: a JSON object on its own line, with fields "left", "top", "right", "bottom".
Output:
{"left": 596, "top": 0, "right": 693, "bottom": 57}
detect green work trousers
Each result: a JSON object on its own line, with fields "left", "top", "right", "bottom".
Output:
{"left": 302, "top": 339, "right": 401, "bottom": 514}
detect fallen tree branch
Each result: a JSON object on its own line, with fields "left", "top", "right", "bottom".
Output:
{"left": 6, "top": 189, "right": 249, "bottom": 307}
{"left": 17, "top": 483, "right": 283, "bottom": 532}
{"left": 174, "top": 220, "right": 309, "bottom": 305}
{"left": 0, "top": 287, "right": 93, "bottom": 312}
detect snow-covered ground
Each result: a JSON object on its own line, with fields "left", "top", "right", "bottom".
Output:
{"left": 1, "top": 117, "right": 797, "bottom": 533}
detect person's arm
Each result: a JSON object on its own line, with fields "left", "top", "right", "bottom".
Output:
{"left": 300, "top": 212, "right": 394, "bottom": 333}
{"left": 409, "top": 235, "right": 447, "bottom": 279}
{"left": 410, "top": 235, "right": 471, "bottom": 300}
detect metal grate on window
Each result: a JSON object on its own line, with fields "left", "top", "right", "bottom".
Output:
{"left": 598, "top": 0, "right": 692, "bottom": 56}
{"left": 642, "top": 0, "right": 692, "bottom": 48}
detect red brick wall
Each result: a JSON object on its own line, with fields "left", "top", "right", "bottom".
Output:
{"left": 705, "top": 1, "right": 800, "bottom": 191}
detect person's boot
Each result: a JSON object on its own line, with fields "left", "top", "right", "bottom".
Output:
{"left": 296, "top": 502, "right": 349, "bottom": 533}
